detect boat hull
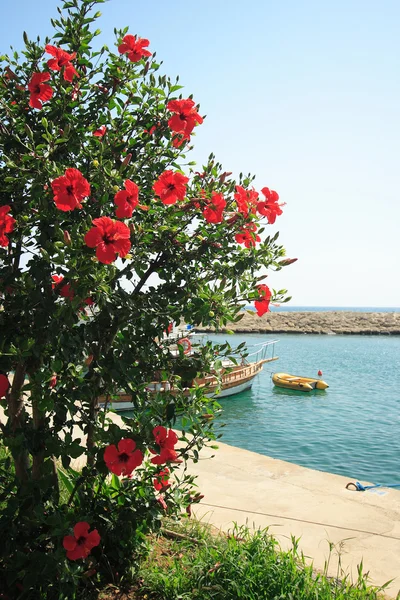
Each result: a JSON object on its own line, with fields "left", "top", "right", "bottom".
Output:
{"left": 99, "top": 356, "right": 279, "bottom": 412}
{"left": 209, "top": 378, "right": 253, "bottom": 398}
{"left": 101, "top": 378, "right": 256, "bottom": 410}
{"left": 272, "top": 372, "right": 329, "bottom": 392}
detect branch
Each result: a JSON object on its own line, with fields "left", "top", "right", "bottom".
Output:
{"left": 8, "top": 363, "right": 29, "bottom": 482}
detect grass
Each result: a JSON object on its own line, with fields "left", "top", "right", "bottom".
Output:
{"left": 133, "top": 518, "right": 397, "bottom": 600}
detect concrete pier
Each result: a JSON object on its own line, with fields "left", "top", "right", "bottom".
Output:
{"left": 189, "top": 439, "right": 400, "bottom": 596}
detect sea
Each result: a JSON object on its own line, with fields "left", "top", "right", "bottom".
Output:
{"left": 203, "top": 306, "right": 400, "bottom": 486}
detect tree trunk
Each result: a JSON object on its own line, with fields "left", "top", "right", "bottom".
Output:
{"left": 8, "top": 363, "right": 29, "bottom": 482}
{"left": 32, "top": 396, "right": 45, "bottom": 481}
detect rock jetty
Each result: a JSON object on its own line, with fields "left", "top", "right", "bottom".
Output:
{"left": 197, "top": 311, "right": 400, "bottom": 335}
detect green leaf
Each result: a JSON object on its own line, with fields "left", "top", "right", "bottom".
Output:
{"left": 57, "top": 468, "right": 75, "bottom": 495}
{"left": 111, "top": 473, "right": 121, "bottom": 490}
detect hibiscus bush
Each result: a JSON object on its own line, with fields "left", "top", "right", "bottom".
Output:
{"left": 0, "top": 0, "right": 293, "bottom": 598}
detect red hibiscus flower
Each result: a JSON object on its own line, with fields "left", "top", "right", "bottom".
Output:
{"left": 234, "top": 186, "right": 259, "bottom": 218}
{"left": 45, "top": 45, "right": 79, "bottom": 82}
{"left": 51, "top": 274, "right": 74, "bottom": 300}
{"left": 63, "top": 522, "right": 100, "bottom": 561}
{"left": 153, "top": 170, "right": 189, "bottom": 205}
{"left": 235, "top": 223, "right": 261, "bottom": 248}
{"left": 118, "top": 34, "right": 152, "bottom": 62}
{"left": 28, "top": 72, "right": 53, "bottom": 109}
{"left": 202, "top": 192, "right": 226, "bottom": 224}
{"left": 51, "top": 168, "right": 90, "bottom": 212}
{"left": 257, "top": 187, "right": 284, "bottom": 224}
{"left": 0, "top": 205, "right": 16, "bottom": 248}
{"left": 144, "top": 122, "right": 160, "bottom": 135}
{"left": 172, "top": 132, "right": 191, "bottom": 148}
{"left": 52, "top": 274, "right": 93, "bottom": 308}
{"left": 167, "top": 98, "right": 203, "bottom": 137}
{"left": 254, "top": 284, "right": 272, "bottom": 317}
{"left": 84, "top": 217, "right": 131, "bottom": 264}
{"left": 153, "top": 468, "right": 170, "bottom": 491}
{"left": 114, "top": 180, "right": 139, "bottom": 218}
{"left": 93, "top": 125, "right": 107, "bottom": 137}
{"left": 150, "top": 426, "right": 179, "bottom": 465}
{"left": 104, "top": 438, "right": 144, "bottom": 476}
{"left": 0, "top": 374, "right": 10, "bottom": 398}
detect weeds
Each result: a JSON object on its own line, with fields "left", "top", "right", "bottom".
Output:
{"left": 139, "top": 519, "right": 395, "bottom": 600}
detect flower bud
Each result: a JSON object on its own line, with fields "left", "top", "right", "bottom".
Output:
{"left": 192, "top": 493, "right": 204, "bottom": 502}
{"left": 5, "top": 67, "right": 17, "bottom": 80}
{"left": 63, "top": 230, "right": 71, "bottom": 246}
{"left": 49, "top": 374, "right": 57, "bottom": 388}
{"left": 92, "top": 159, "right": 99, "bottom": 168}
{"left": 85, "top": 354, "right": 94, "bottom": 367}
{"left": 157, "top": 496, "right": 167, "bottom": 511}
{"left": 83, "top": 569, "right": 97, "bottom": 578}
{"left": 121, "top": 153, "right": 132, "bottom": 169}
{"left": 219, "top": 171, "right": 232, "bottom": 184}
{"left": 201, "top": 413, "right": 214, "bottom": 420}
{"left": 278, "top": 258, "right": 298, "bottom": 267}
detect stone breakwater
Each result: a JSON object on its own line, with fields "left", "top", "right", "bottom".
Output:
{"left": 197, "top": 311, "right": 400, "bottom": 335}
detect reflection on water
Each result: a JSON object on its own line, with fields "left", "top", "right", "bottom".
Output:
{"left": 271, "top": 386, "right": 328, "bottom": 399}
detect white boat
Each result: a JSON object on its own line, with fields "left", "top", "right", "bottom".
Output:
{"left": 98, "top": 339, "right": 279, "bottom": 411}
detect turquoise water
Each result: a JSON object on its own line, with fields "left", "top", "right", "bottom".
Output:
{"left": 207, "top": 333, "right": 400, "bottom": 484}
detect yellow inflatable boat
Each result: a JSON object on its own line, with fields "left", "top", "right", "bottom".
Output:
{"left": 272, "top": 372, "right": 329, "bottom": 392}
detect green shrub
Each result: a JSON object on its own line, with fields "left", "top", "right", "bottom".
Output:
{"left": 0, "top": 0, "right": 291, "bottom": 597}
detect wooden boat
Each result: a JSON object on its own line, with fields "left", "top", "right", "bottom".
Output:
{"left": 272, "top": 372, "right": 329, "bottom": 392}
{"left": 99, "top": 340, "right": 279, "bottom": 412}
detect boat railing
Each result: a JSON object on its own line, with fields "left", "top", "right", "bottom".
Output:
{"left": 199, "top": 360, "right": 264, "bottom": 384}
{"left": 237, "top": 339, "right": 279, "bottom": 363}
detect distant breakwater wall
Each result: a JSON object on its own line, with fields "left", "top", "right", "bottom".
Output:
{"left": 196, "top": 311, "right": 400, "bottom": 335}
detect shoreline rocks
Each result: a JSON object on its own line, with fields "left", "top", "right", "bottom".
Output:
{"left": 196, "top": 311, "right": 400, "bottom": 335}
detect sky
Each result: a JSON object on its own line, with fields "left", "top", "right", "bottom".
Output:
{"left": 1, "top": 0, "right": 399, "bottom": 307}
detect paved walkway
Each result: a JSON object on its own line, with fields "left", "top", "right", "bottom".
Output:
{"left": 3, "top": 405, "right": 399, "bottom": 596}
{"left": 188, "top": 440, "right": 400, "bottom": 597}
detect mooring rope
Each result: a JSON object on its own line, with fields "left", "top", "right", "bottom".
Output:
{"left": 346, "top": 481, "right": 400, "bottom": 492}
{"left": 198, "top": 502, "right": 400, "bottom": 540}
